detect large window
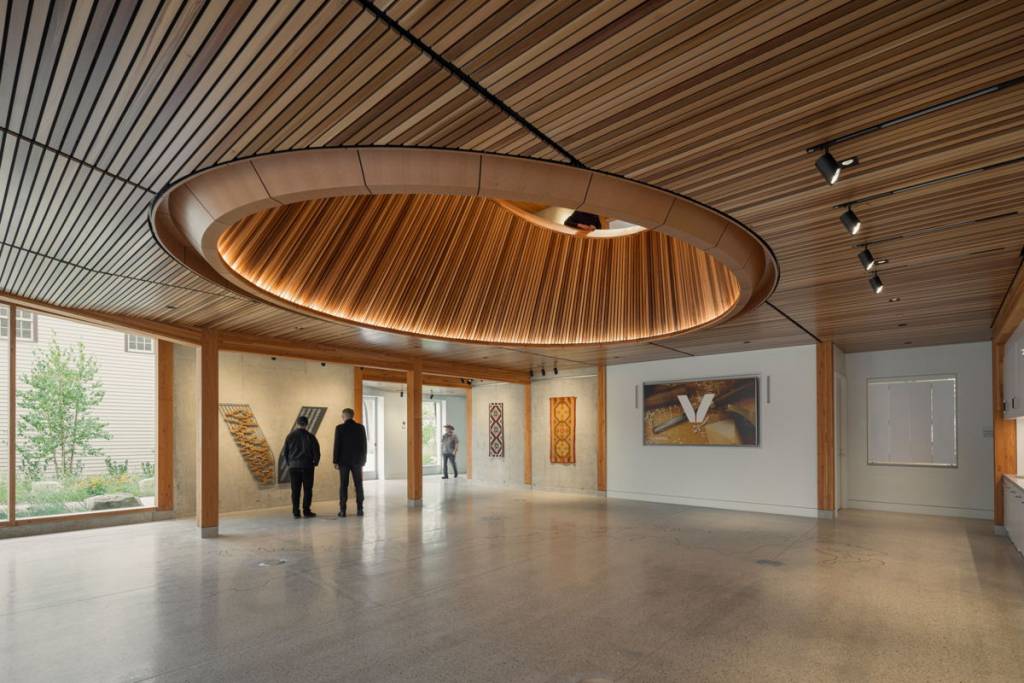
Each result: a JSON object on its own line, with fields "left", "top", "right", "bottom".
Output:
{"left": 867, "top": 375, "right": 956, "bottom": 467}
{"left": 8, "top": 309, "right": 157, "bottom": 519}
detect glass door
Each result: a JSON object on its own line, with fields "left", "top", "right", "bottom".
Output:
{"left": 362, "top": 396, "right": 380, "bottom": 480}
{"left": 421, "top": 399, "right": 445, "bottom": 475}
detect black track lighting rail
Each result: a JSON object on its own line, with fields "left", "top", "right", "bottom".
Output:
{"left": 806, "top": 75, "right": 1024, "bottom": 154}
{"left": 833, "top": 156, "right": 1024, "bottom": 210}
{"left": 854, "top": 211, "right": 1020, "bottom": 248}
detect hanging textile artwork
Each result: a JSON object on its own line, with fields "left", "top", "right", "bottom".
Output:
{"left": 488, "top": 402, "right": 505, "bottom": 457}
{"left": 219, "top": 404, "right": 276, "bottom": 486}
{"left": 549, "top": 396, "right": 576, "bottom": 464}
{"left": 276, "top": 406, "right": 328, "bottom": 483}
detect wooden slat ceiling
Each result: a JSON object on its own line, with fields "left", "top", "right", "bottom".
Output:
{"left": 0, "top": 0, "right": 1022, "bottom": 374}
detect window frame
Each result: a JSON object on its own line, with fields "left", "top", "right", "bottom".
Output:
{"left": 124, "top": 333, "right": 154, "bottom": 354}
{"left": 866, "top": 374, "right": 958, "bottom": 468}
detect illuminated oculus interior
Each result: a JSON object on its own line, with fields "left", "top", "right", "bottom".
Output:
{"left": 216, "top": 194, "right": 740, "bottom": 346}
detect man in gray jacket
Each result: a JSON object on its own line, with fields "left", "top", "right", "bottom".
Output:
{"left": 282, "top": 415, "right": 321, "bottom": 518}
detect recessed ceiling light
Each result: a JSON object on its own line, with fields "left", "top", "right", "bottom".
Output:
{"left": 897, "top": 323, "right": 907, "bottom": 327}
{"left": 889, "top": 297, "right": 900, "bottom": 302}
{"left": 876, "top": 258, "right": 889, "bottom": 265}
{"left": 904, "top": 341, "right": 912, "bottom": 345}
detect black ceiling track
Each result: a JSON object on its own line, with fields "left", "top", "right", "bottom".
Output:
{"left": 0, "top": 124, "right": 157, "bottom": 194}
{"left": 766, "top": 301, "right": 822, "bottom": 343}
{"left": 355, "top": 0, "right": 584, "bottom": 167}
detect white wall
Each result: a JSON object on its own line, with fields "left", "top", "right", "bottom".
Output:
{"left": 606, "top": 346, "right": 819, "bottom": 517}
{"left": 372, "top": 388, "right": 407, "bottom": 480}
{"left": 470, "top": 382, "right": 526, "bottom": 486}
{"left": 530, "top": 373, "right": 598, "bottom": 492}
{"left": 844, "top": 342, "right": 993, "bottom": 518}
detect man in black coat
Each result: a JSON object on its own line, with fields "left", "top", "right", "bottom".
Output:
{"left": 281, "top": 415, "right": 321, "bottom": 518}
{"left": 333, "top": 408, "right": 368, "bottom": 517}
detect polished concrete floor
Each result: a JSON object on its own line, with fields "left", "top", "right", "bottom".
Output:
{"left": 2, "top": 479, "right": 1023, "bottom": 682}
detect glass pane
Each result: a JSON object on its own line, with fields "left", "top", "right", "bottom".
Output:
{"left": 362, "top": 396, "right": 378, "bottom": 475}
{"left": 0, "top": 304, "right": 9, "bottom": 521}
{"left": 422, "top": 400, "right": 439, "bottom": 467}
{"left": 15, "top": 311, "right": 156, "bottom": 518}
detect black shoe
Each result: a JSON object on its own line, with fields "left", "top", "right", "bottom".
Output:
{"left": 303, "top": 510, "right": 317, "bottom": 518}
{"left": 338, "top": 510, "right": 346, "bottom": 518}
{"left": 357, "top": 508, "right": 364, "bottom": 517}
{"left": 442, "top": 476, "right": 449, "bottom": 479}
{"left": 293, "top": 511, "right": 301, "bottom": 518}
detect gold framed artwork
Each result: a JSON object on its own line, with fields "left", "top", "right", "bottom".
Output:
{"left": 549, "top": 396, "right": 576, "bottom": 464}
{"left": 643, "top": 376, "right": 759, "bottom": 446}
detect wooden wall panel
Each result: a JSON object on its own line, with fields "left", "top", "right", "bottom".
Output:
{"left": 817, "top": 341, "right": 835, "bottom": 513}
{"left": 157, "top": 340, "right": 174, "bottom": 512}
{"left": 406, "top": 366, "right": 423, "bottom": 503}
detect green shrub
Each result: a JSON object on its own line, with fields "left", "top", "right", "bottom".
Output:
{"left": 140, "top": 461, "right": 154, "bottom": 478}
{"left": 104, "top": 456, "right": 129, "bottom": 476}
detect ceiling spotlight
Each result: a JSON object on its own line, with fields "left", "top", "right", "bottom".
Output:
{"left": 816, "top": 151, "right": 842, "bottom": 185}
{"left": 858, "top": 247, "right": 876, "bottom": 271}
{"left": 541, "top": 368, "right": 546, "bottom": 377}
{"left": 554, "top": 367, "right": 559, "bottom": 375}
{"left": 815, "top": 151, "right": 859, "bottom": 185}
{"left": 869, "top": 274, "right": 884, "bottom": 294}
{"left": 429, "top": 392, "right": 434, "bottom": 400}
{"left": 564, "top": 210, "right": 601, "bottom": 230}
{"left": 889, "top": 297, "right": 901, "bottom": 303}
{"left": 529, "top": 369, "right": 534, "bottom": 378}
{"left": 840, "top": 208, "right": 861, "bottom": 235}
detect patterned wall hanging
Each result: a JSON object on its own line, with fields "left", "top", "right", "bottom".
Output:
{"left": 276, "top": 406, "right": 328, "bottom": 483}
{"left": 549, "top": 396, "right": 577, "bottom": 464}
{"left": 220, "top": 404, "right": 276, "bottom": 486}
{"left": 488, "top": 402, "right": 505, "bottom": 458}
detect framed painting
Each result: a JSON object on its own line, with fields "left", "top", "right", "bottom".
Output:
{"left": 642, "top": 376, "right": 759, "bottom": 446}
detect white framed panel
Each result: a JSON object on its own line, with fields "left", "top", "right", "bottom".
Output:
{"left": 867, "top": 375, "right": 957, "bottom": 467}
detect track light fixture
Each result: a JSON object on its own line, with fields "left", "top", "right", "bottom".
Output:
{"left": 858, "top": 247, "right": 876, "bottom": 271}
{"left": 541, "top": 367, "right": 546, "bottom": 377}
{"left": 529, "top": 369, "right": 534, "bottom": 378}
{"left": 869, "top": 274, "right": 884, "bottom": 294}
{"left": 814, "top": 150, "right": 859, "bottom": 185}
{"left": 554, "top": 367, "right": 559, "bottom": 375}
{"left": 840, "top": 208, "right": 861, "bottom": 235}
{"left": 429, "top": 392, "right": 434, "bottom": 400}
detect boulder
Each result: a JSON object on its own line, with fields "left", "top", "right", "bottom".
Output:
{"left": 138, "top": 477, "right": 156, "bottom": 496}
{"left": 84, "top": 493, "right": 142, "bottom": 511}
{"left": 31, "top": 480, "right": 62, "bottom": 493}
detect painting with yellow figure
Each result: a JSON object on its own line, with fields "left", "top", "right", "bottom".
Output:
{"left": 643, "top": 377, "right": 759, "bottom": 446}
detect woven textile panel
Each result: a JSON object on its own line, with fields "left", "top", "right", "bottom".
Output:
{"left": 220, "top": 404, "right": 276, "bottom": 486}
{"left": 550, "top": 396, "right": 576, "bottom": 464}
{"left": 488, "top": 402, "right": 504, "bottom": 458}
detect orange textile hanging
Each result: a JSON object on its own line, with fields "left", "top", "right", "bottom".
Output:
{"left": 549, "top": 396, "right": 576, "bottom": 464}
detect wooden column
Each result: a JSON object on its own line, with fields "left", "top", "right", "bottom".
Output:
{"left": 6, "top": 304, "right": 16, "bottom": 525}
{"left": 524, "top": 382, "right": 533, "bottom": 485}
{"left": 597, "top": 364, "right": 607, "bottom": 492}
{"left": 406, "top": 365, "right": 423, "bottom": 504}
{"left": 817, "top": 341, "right": 835, "bottom": 514}
{"left": 197, "top": 330, "right": 220, "bottom": 537}
{"left": 465, "top": 386, "right": 472, "bottom": 479}
{"left": 993, "top": 342, "right": 1017, "bottom": 526}
{"left": 156, "top": 340, "right": 174, "bottom": 512}
{"left": 353, "top": 366, "right": 363, "bottom": 423}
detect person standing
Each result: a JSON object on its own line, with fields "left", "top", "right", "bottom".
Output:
{"left": 281, "top": 415, "right": 321, "bottom": 518}
{"left": 333, "top": 408, "right": 367, "bottom": 517}
{"left": 441, "top": 424, "right": 459, "bottom": 479}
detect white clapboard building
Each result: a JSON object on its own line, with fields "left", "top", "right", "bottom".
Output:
{"left": 0, "top": 308, "right": 156, "bottom": 480}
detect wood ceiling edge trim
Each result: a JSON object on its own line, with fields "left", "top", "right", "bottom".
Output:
{"left": 151, "top": 147, "right": 778, "bottom": 346}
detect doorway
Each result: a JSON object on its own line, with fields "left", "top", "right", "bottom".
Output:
{"left": 362, "top": 395, "right": 381, "bottom": 479}
{"left": 422, "top": 397, "right": 446, "bottom": 476}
